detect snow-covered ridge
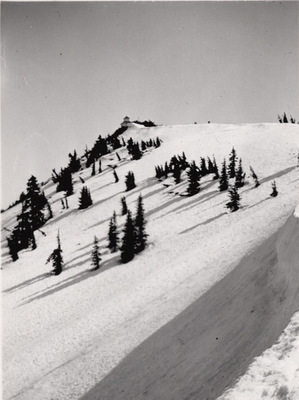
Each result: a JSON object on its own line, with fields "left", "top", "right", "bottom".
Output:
{"left": 2, "top": 122, "right": 299, "bottom": 400}
{"left": 294, "top": 204, "right": 299, "bottom": 218}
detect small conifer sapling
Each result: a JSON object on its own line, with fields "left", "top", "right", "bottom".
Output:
{"left": 108, "top": 211, "right": 119, "bottom": 252}
{"left": 121, "top": 196, "right": 128, "bottom": 215}
{"left": 91, "top": 236, "right": 101, "bottom": 270}
{"left": 226, "top": 185, "right": 241, "bottom": 212}
{"left": 270, "top": 181, "right": 278, "bottom": 197}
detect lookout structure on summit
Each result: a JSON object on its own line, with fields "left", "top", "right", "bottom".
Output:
{"left": 121, "top": 116, "right": 131, "bottom": 128}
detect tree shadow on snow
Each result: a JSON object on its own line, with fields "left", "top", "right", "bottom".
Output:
{"left": 3, "top": 272, "right": 52, "bottom": 294}
{"left": 179, "top": 212, "right": 227, "bottom": 235}
{"left": 18, "top": 254, "right": 121, "bottom": 306}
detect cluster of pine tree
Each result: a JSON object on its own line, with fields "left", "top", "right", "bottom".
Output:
{"left": 125, "top": 171, "right": 136, "bottom": 191}
{"left": 127, "top": 137, "right": 162, "bottom": 161}
{"left": 90, "top": 194, "right": 148, "bottom": 270}
{"left": 132, "top": 119, "right": 157, "bottom": 127}
{"left": 52, "top": 167, "right": 74, "bottom": 196}
{"left": 120, "top": 194, "right": 148, "bottom": 263}
{"left": 7, "top": 176, "right": 51, "bottom": 261}
{"left": 85, "top": 135, "right": 109, "bottom": 167}
{"left": 278, "top": 113, "right": 297, "bottom": 124}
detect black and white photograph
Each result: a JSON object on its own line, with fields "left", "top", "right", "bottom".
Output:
{"left": 1, "top": 1, "right": 299, "bottom": 399}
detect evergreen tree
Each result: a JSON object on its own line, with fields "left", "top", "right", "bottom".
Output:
{"left": 91, "top": 161, "right": 96, "bottom": 176}
{"left": 7, "top": 236, "right": 19, "bottom": 262}
{"left": 200, "top": 157, "right": 208, "bottom": 176}
{"left": 108, "top": 211, "right": 119, "bottom": 252}
{"left": 155, "top": 137, "right": 161, "bottom": 147}
{"left": 219, "top": 159, "right": 229, "bottom": 191}
{"left": 226, "top": 185, "right": 241, "bottom": 212}
{"left": 270, "top": 181, "right": 278, "bottom": 197}
{"left": 91, "top": 236, "right": 101, "bottom": 270}
{"left": 283, "top": 112, "right": 288, "bottom": 123}
{"left": 235, "top": 158, "right": 245, "bottom": 188}
{"left": 56, "top": 168, "right": 73, "bottom": 196}
{"left": 249, "top": 166, "right": 260, "bottom": 187}
{"left": 187, "top": 161, "right": 201, "bottom": 196}
{"left": 132, "top": 142, "right": 142, "bottom": 160}
{"left": 213, "top": 156, "right": 219, "bottom": 180}
{"left": 141, "top": 140, "right": 147, "bottom": 151}
{"left": 278, "top": 114, "right": 283, "bottom": 123}
{"left": 121, "top": 196, "right": 128, "bottom": 215}
{"left": 228, "top": 147, "right": 237, "bottom": 178}
{"left": 127, "top": 137, "right": 134, "bottom": 155}
{"left": 134, "top": 194, "right": 148, "bottom": 253}
{"left": 122, "top": 137, "right": 126, "bottom": 147}
{"left": 25, "top": 175, "right": 46, "bottom": 231}
{"left": 207, "top": 157, "right": 214, "bottom": 174}
{"left": 125, "top": 171, "right": 136, "bottom": 191}
{"left": 290, "top": 115, "right": 296, "bottom": 124}
{"left": 68, "top": 150, "right": 81, "bottom": 173}
{"left": 98, "top": 159, "right": 102, "bottom": 173}
{"left": 113, "top": 170, "right": 119, "bottom": 183}
{"left": 173, "top": 162, "right": 181, "bottom": 184}
{"left": 46, "top": 232, "right": 63, "bottom": 275}
{"left": 116, "top": 152, "right": 121, "bottom": 161}
{"left": 120, "top": 210, "right": 135, "bottom": 263}
{"left": 78, "top": 186, "right": 93, "bottom": 209}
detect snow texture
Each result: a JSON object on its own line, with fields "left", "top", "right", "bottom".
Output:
{"left": 218, "top": 311, "right": 299, "bottom": 400}
{"left": 2, "top": 123, "right": 299, "bottom": 400}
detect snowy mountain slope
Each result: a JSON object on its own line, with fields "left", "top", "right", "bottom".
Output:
{"left": 1, "top": 123, "right": 299, "bottom": 400}
{"left": 81, "top": 199, "right": 299, "bottom": 400}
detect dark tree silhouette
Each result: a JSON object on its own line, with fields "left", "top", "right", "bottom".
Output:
{"left": 91, "top": 236, "right": 101, "bottom": 270}
{"left": 108, "top": 211, "right": 119, "bottom": 252}
{"left": 113, "top": 170, "right": 119, "bottom": 183}
{"left": 134, "top": 194, "right": 148, "bottom": 253}
{"left": 98, "top": 160, "right": 102, "bottom": 174}
{"left": 141, "top": 141, "right": 146, "bottom": 151}
{"left": 173, "top": 162, "right": 181, "bottom": 184}
{"left": 127, "top": 137, "right": 134, "bottom": 155}
{"left": 68, "top": 150, "right": 81, "bottom": 173}
{"left": 78, "top": 186, "right": 93, "bottom": 209}
{"left": 46, "top": 232, "right": 63, "bottom": 275}
{"left": 187, "top": 161, "right": 201, "bottom": 196}
{"left": 200, "top": 157, "right": 208, "bottom": 176}
{"left": 207, "top": 157, "right": 214, "bottom": 174}
{"left": 121, "top": 196, "right": 128, "bottom": 215}
{"left": 235, "top": 158, "right": 245, "bottom": 188}
{"left": 125, "top": 171, "right": 136, "bottom": 191}
{"left": 213, "top": 156, "right": 219, "bottom": 180}
{"left": 120, "top": 210, "right": 135, "bottom": 263}
{"left": 7, "top": 236, "right": 19, "bottom": 261}
{"left": 91, "top": 161, "right": 96, "bottom": 176}
{"left": 250, "top": 166, "right": 260, "bottom": 187}
{"left": 270, "top": 181, "right": 278, "bottom": 197}
{"left": 226, "top": 185, "right": 241, "bottom": 212}
{"left": 25, "top": 175, "right": 47, "bottom": 230}
{"left": 132, "top": 142, "right": 142, "bottom": 160}
{"left": 228, "top": 147, "right": 237, "bottom": 178}
{"left": 116, "top": 152, "right": 121, "bottom": 161}
{"left": 219, "top": 159, "right": 229, "bottom": 191}
{"left": 283, "top": 112, "right": 288, "bottom": 123}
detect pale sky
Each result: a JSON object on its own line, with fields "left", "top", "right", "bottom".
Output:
{"left": 1, "top": 1, "right": 298, "bottom": 208}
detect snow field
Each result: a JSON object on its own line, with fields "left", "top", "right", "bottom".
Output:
{"left": 2, "top": 123, "right": 299, "bottom": 400}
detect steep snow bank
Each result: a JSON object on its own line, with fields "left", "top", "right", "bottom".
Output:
{"left": 2, "top": 123, "right": 299, "bottom": 400}
{"left": 218, "top": 212, "right": 299, "bottom": 400}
